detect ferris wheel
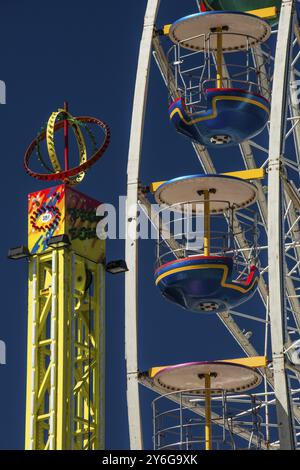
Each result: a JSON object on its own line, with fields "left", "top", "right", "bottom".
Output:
{"left": 125, "top": 0, "right": 300, "bottom": 450}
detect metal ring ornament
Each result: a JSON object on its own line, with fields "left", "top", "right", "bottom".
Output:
{"left": 24, "top": 116, "right": 110, "bottom": 184}
{"left": 46, "top": 109, "right": 88, "bottom": 184}
{"left": 35, "top": 116, "right": 98, "bottom": 185}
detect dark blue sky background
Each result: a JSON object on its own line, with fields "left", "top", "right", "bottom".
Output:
{"left": 0, "top": 0, "right": 288, "bottom": 450}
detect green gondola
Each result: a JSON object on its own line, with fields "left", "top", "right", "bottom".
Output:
{"left": 202, "top": 0, "right": 281, "bottom": 25}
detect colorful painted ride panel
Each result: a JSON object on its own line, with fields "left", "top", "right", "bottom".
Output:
{"left": 28, "top": 184, "right": 105, "bottom": 263}
{"left": 155, "top": 256, "right": 259, "bottom": 313}
{"left": 169, "top": 89, "right": 270, "bottom": 147}
{"left": 201, "top": 0, "right": 281, "bottom": 25}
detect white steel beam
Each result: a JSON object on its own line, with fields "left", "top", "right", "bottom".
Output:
{"left": 268, "top": 0, "right": 296, "bottom": 449}
{"left": 125, "top": 0, "right": 161, "bottom": 450}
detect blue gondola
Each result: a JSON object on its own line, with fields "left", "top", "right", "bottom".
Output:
{"left": 155, "top": 255, "right": 259, "bottom": 313}
{"left": 153, "top": 174, "right": 261, "bottom": 313}
{"left": 166, "top": 10, "right": 272, "bottom": 146}
{"left": 169, "top": 89, "right": 270, "bottom": 147}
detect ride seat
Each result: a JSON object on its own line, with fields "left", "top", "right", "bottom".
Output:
{"left": 169, "top": 88, "right": 270, "bottom": 147}
{"left": 155, "top": 255, "right": 259, "bottom": 313}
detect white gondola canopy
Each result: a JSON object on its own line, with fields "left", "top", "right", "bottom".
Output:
{"left": 153, "top": 361, "right": 262, "bottom": 394}
{"left": 154, "top": 175, "right": 258, "bottom": 213}
{"left": 169, "top": 11, "right": 271, "bottom": 52}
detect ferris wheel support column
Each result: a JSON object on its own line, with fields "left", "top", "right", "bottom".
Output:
{"left": 268, "top": 0, "right": 296, "bottom": 450}
{"left": 125, "top": 0, "right": 161, "bottom": 449}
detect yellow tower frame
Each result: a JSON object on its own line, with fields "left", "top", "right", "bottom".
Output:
{"left": 25, "top": 249, "right": 105, "bottom": 449}
{"left": 19, "top": 104, "right": 109, "bottom": 450}
{"left": 24, "top": 182, "right": 106, "bottom": 450}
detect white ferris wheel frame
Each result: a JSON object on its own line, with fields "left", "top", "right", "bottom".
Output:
{"left": 125, "top": 0, "right": 299, "bottom": 450}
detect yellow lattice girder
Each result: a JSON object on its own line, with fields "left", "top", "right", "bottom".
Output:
{"left": 148, "top": 356, "right": 268, "bottom": 378}
{"left": 25, "top": 249, "right": 105, "bottom": 450}
{"left": 248, "top": 7, "right": 277, "bottom": 20}
{"left": 162, "top": 7, "right": 277, "bottom": 36}
{"left": 150, "top": 168, "right": 265, "bottom": 193}
{"left": 219, "top": 356, "right": 268, "bottom": 368}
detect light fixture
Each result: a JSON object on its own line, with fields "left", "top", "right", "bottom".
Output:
{"left": 105, "top": 260, "right": 128, "bottom": 274}
{"left": 47, "top": 234, "right": 71, "bottom": 248}
{"left": 7, "top": 245, "right": 30, "bottom": 260}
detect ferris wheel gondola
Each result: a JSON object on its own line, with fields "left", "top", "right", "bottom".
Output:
{"left": 167, "top": 11, "right": 271, "bottom": 147}
{"left": 200, "top": 1, "right": 282, "bottom": 26}
{"left": 153, "top": 174, "right": 260, "bottom": 313}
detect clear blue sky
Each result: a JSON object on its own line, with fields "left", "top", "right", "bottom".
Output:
{"left": 0, "top": 0, "right": 291, "bottom": 450}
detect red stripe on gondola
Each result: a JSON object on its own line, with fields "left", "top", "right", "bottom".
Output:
{"left": 155, "top": 255, "right": 232, "bottom": 275}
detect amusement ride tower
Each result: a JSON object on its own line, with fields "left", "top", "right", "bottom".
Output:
{"left": 126, "top": 0, "right": 300, "bottom": 450}
{"left": 9, "top": 105, "right": 110, "bottom": 449}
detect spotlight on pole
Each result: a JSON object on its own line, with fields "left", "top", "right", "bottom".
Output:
{"left": 7, "top": 245, "right": 30, "bottom": 260}
{"left": 47, "top": 234, "right": 71, "bottom": 248}
{"left": 105, "top": 260, "right": 128, "bottom": 274}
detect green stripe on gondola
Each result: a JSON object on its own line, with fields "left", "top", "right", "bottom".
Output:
{"left": 203, "top": 0, "right": 281, "bottom": 25}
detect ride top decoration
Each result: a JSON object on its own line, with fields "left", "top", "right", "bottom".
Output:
{"left": 200, "top": 1, "right": 282, "bottom": 25}
{"left": 24, "top": 106, "right": 110, "bottom": 185}
{"left": 26, "top": 105, "right": 110, "bottom": 261}
{"left": 20, "top": 104, "right": 110, "bottom": 450}
{"left": 164, "top": 8, "right": 273, "bottom": 146}
{"left": 28, "top": 184, "right": 104, "bottom": 263}
{"left": 152, "top": 172, "right": 261, "bottom": 313}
